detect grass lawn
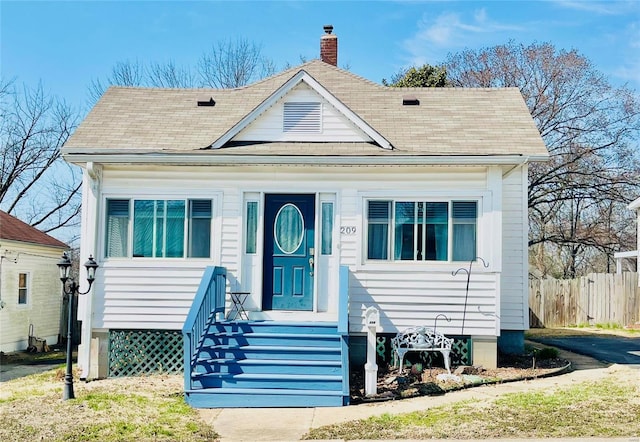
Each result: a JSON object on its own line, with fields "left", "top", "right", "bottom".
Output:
{"left": 304, "top": 368, "right": 640, "bottom": 440}
{"left": 0, "top": 368, "right": 217, "bottom": 442}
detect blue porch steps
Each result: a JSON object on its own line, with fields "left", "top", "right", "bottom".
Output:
{"left": 185, "top": 320, "right": 349, "bottom": 408}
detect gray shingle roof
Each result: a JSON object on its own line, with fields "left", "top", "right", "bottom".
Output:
{"left": 63, "top": 60, "right": 548, "bottom": 158}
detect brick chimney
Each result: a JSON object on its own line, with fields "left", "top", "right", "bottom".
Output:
{"left": 320, "top": 25, "right": 337, "bottom": 66}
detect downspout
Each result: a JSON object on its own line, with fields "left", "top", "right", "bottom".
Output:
{"left": 79, "top": 162, "right": 102, "bottom": 380}
{"left": 0, "top": 251, "right": 5, "bottom": 311}
{"left": 0, "top": 251, "right": 6, "bottom": 310}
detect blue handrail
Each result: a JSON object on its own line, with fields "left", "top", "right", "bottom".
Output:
{"left": 182, "top": 266, "right": 226, "bottom": 391}
{"left": 338, "top": 265, "right": 350, "bottom": 404}
{"left": 338, "top": 265, "right": 349, "bottom": 335}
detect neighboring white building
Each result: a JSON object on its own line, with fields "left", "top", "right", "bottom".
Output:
{"left": 614, "top": 197, "right": 640, "bottom": 279}
{"left": 62, "top": 27, "right": 549, "bottom": 406}
{"left": 0, "top": 211, "right": 68, "bottom": 353}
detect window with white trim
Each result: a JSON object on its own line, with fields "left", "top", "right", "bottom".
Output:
{"left": 18, "top": 273, "right": 28, "bottom": 305}
{"left": 366, "top": 200, "right": 477, "bottom": 262}
{"left": 105, "top": 199, "right": 212, "bottom": 258}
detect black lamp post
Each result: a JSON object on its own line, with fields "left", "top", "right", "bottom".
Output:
{"left": 57, "top": 252, "right": 98, "bottom": 400}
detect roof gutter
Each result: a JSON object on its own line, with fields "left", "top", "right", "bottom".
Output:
{"left": 63, "top": 152, "right": 549, "bottom": 167}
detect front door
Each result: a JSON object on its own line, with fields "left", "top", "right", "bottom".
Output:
{"left": 263, "top": 194, "right": 315, "bottom": 311}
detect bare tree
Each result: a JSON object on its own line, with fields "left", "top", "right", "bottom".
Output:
{"left": 198, "top": 38, "right": 276, "bottom": 88}
{"left": 88, "top": 59, "right": 145, "bottom": 103}
{"left": 445, "top": 41, "right": 640, "bottom": 277}
{"left": 147, "top": 60, "right": 196, "bottom": 88}
{"left": 0, "top": 78, "right": 81, "bottom": 238}
{"left": 89, "top": 38, "right": 277, "bottom": 104}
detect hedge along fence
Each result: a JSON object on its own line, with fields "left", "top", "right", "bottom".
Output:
{"left": 529, "top": 272, "right": 640, "bottom": 328}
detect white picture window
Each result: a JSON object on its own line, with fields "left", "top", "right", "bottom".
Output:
{"left": 366, "top": 200, "right": 478, "bottom": 262}
{"left": 105, "top": 198, "right": 212, "bottom": 258}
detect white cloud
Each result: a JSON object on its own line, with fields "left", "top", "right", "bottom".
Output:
{"left": 613, "top": 20, "right": 640, "bottom": 86}
{"left": 614, "top": 62, "right": 640, "bottom": 86}
{"left": 553, "top": 0, "right": 634, "bottom": 15}
{"left": 401, "top": 8, "right": 522, "bottom": 66}
{"left": 474, "top": 8, "right": 488, "bottom": 24}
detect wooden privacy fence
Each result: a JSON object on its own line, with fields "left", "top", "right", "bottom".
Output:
{"left": 529, "top": 272, "right": 640, "bottom": 328}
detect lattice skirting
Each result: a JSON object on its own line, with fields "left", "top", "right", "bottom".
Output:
{"left": 375, "top": 334, "right": 472, "bottom": 367}
{"left": 108, "top": 330, "right": 183, "bottom": 377}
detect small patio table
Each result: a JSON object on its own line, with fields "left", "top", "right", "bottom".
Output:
{"left": 228, "top": 292, "right": 250, "bottom": 320}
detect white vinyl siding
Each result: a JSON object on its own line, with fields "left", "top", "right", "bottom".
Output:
{"left": 501, "top": 166, "right": 528, "bottom": 330}
{"left": 0, "top": 243, "right": 64, "bottom": 353}
{"left": 91, "top": 165, "right": 506, "bottom": 336}
{"left": 348, "top": 270, "right": 498, "bottom": 335}
{"left": 93, "top": 262, "right": 210, "bottom": 329}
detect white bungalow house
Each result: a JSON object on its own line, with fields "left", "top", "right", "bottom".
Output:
{"left": 0, "top": 211, "right": 68, "bottom": 353}
{"left": 62, "top": 27, "right": 548, "bottom": 407}
{"left": 614, "top": 196, "right": 640, "bottom": 279}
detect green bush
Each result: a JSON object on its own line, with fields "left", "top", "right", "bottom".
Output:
{"left": 536, "top": 347, "right": 559, "bottom": 360}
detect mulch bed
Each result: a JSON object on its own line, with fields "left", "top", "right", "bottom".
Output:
{"left": 350, "top": 353, "right": 570, "bottom": 404}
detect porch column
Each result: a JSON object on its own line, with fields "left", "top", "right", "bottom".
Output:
{"left": 78, "top": 162, "right": 102, "bottom": 379}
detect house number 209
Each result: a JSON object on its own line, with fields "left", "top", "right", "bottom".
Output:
{"left": 340, "top": 226, "right": 357, "bottom": 235}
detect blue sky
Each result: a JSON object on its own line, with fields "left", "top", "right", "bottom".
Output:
{"left": 2, "top": 0, "right": 639, "bottom": 114}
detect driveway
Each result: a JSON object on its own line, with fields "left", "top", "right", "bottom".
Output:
{"left": 530, "top": 334, "right": 640, "bottom": 366}
{"left": 0, "top": 362, "right": 63, "bottom": 382}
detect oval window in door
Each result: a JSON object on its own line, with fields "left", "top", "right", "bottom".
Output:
{"left": 274, "top": 203, "right": 304, "bottom": 254}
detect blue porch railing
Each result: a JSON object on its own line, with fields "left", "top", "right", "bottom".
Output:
{"left": 182, "top": 265, "right": 351, "bottom": 406}
{"left": 182, "top": 266, "right": 226, "bottom": 391}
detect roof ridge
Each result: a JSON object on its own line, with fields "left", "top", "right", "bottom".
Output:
{"left": 103, "top": 59, "right": 387, "bottom": 94}
{"left": 308, "top": 59, "right": 385, "bottom": 89}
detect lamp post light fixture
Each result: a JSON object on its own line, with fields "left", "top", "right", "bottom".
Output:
{"left": 57, "top": 252, "right": 98, "bottom": 400}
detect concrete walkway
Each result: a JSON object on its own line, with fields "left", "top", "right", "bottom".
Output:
{"left": 0, "top": 361, "right": 63, "bottom": 382}
{"left": 199, "top": 348, "right": 633, "bottom": 442}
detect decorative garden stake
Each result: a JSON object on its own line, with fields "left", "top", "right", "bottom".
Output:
{"left": 452, "top": 257, "right": 489, "bottom": 335}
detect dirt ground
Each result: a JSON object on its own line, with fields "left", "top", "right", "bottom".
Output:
{"left": 349, "top": 350, "right": 569, "bottom": 403}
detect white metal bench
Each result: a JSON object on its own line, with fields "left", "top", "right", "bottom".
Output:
{"left": 391, "top": 326, "right": 453, "bottom": 374}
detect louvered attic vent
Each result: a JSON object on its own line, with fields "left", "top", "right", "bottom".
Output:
{"left": 283, "top": 102, "right": 322, "bottom": 133}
